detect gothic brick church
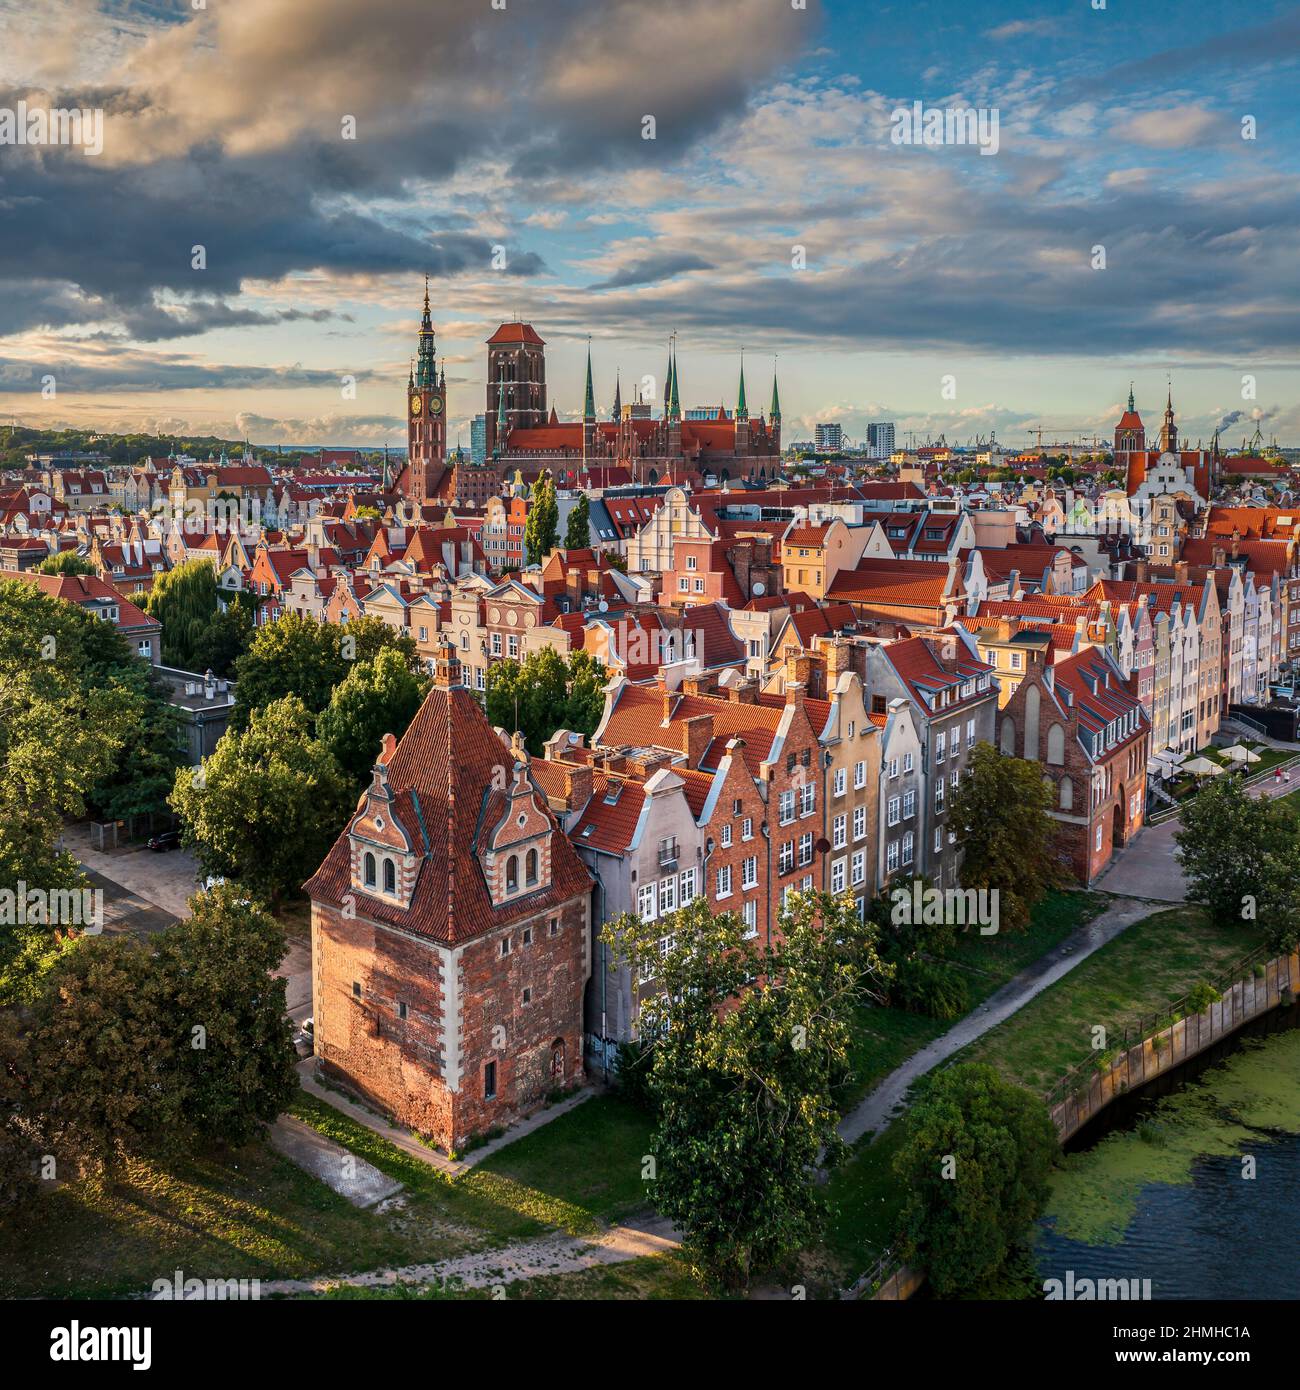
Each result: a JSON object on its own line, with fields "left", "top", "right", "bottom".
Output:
{"left": 304, "top": 638, "right": 593, "bottom": 1153}
{"left": 394, "top": 281, "right": 785, "bottom": 508}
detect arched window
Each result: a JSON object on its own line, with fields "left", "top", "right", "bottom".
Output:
{"left": 363, "top": 852, "right": 376, "bottom": 887}
{"left": 1060, "top": 776, "right": 1074, "bottom": 810}
{"left": 506, "top": 855, "right": 519, "bottom": 893}
{"left": 525, "top": 848, "right": 538, "bottom": 886}
{"left": 999, "top": 717, "right": 1016, "bottom": 756}
{"left": 1023, "top": 684, "right": 1041, "bottom": 758}
{"left": 383, "top": 858, "right": 397, "bottom": 894}
{"left": 1047, "top": 723, "right": 1066, "bottom": 765}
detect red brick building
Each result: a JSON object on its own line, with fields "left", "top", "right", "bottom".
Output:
{"left": 304, "top": 641, "right": 593, "bottom": 1153}
{"left": 997, "top": 644, "right": 1149, "bottom": 885}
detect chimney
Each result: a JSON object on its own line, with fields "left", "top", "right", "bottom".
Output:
{"left": 784, "top": 650, "right": 813, "bottom": 689}
{"left": 660, "top": 683, "right": 676, "bottom": 723}
{"left": 1134, "top": 560, "right": 1149, "bottom": 583}
{"left": 1212, "top": 546, "right": 1226, "bottom": 568}
{"left": 680, "top": 673, "right": 713, "bottom": 696}
{"left": 562, "top": 763, "right": 593, "bottom": 811}
{"left": 683, "top": 713, "right": 714, "bottom": 767}
{"left": 378, "top": 732, "right": 398, "bottom": 764}
{"left": 825, "top": 636, "right": 853, "bottom": 683}
{"left": 1174, "top": 560, "right": 1189, "bottom": 584}
{"left": 727, "top": 678, "right": 758, "bottom": 704}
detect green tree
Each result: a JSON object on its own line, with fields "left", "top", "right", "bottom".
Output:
{"left": 169, "top": 696, "right": 352, "bottom": 908}
{"left": 154, "top": 886, "right": 299, "bottom": 1146}
{"left": 190, "top": 594, "right": 256, "bottom": 679}
{"left": 33, "top": 551, "right": 95, "bottom": 576}
{"left": 144, "top": 559, "right": 221, "bottom": 668}
{"left": 484, "top": 648, "right": 606, "bottom": 753}
{"left": 893, "top": 1062, "right": 1058, "bottom": 1297}
{"left": 524, "top": 472, "right": 559, "bottom": 566}
{"left": 1176, "top": 776, "right": 1300, "bottom": 950}
{"left": 317, "top": 646, "right": 429, "bottom": 785}
{"left": 949, "top": 742, "right": 1059, "bottom": 933}
{"left": 601, "top": 892, "right": 890, "bottom": 1288}
{"left": 230, "top": 612, "right": 416, "bottom": 730}
{"left": 564, "top": 493, "right": 591, "bottom": 550}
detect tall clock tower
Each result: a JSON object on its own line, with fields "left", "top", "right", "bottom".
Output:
{"left": 406, "top": 278, "right": 447, "bottom": 504}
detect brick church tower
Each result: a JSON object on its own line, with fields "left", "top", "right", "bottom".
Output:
{"left": 405, "top": 277, "right": 447, "bottom": 504}
{"left": 486, "top": 322, "right": 548, "bottom": 455}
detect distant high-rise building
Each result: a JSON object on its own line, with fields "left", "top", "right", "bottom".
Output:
{"left": 686, "top": 405, "right": 731, "bottom": 421}
{"left": 470, "top": 414, "right": 487, "bottom": 465}
{"left": 814, "top": 422, "right": 844, "bottom": 453}
{"left": 867, "top": 422, "right": 896, "bottom": 459}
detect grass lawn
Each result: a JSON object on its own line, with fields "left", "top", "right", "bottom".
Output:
{"left": 818, "top": 1121, "right": 910, "bottom": 1289}
{"left": 958, "top": 905, "right": 1267, "bottom": 1094}
{"left": 839, "top": 889, "right": 1106, "bottom": 1108}
{"left": 0, "top": 1089, "right": 657, "bottom": 1300}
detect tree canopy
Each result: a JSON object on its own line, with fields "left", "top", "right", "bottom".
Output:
{"left": 317, "top": 645, "right": 429, "bottom": 785}
{"left": 484, "top": 647, "right": 606, "bottom": 753}
{"left": 523, "top": 473, "right": 559, "bottom": 567}
{"left": 564, "top": 492, "right": 590, "bottom": 550}
{"left": 144, "top": 559, "right": 221, "bottom": 669}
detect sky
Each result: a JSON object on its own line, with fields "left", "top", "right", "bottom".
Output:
{"left": 1, "top": 0, "right": 1299, "bottom": 452}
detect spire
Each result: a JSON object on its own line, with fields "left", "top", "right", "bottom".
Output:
{"left": 769, "top": 360, "right": 781, "bottom": 421}
{"left": 416, "top": 276, "right": 437, "bottom": 388}
{"left": 612, "top": 369, "right": 622, "bottom": 421}
{"left": 663, "top": 342, "right": 673, "bottom": 417}
{"left": 493, "top": 380, "right": 507, "bottom": 457}
{"left": 583, "top": 338, "right": 595, "bottom": 421}
{"left": 736, "top": 352, "right": 748, "bottom": 422}
{"left": 668, "top": 345, "right": 681, "bottom": 420}
{"left": 1127, "top": 382, "right": 1135, "bottom": 412}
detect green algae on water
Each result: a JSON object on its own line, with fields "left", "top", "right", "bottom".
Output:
{"left": 1042, "top": 1029, "right": 1300, "bottom": 1247}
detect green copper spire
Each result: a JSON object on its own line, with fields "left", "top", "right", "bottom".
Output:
{"left": 416, "top": 276, "right": 437, "bottom": 389}
{"left": 668, "top": 347, "right": 681, "bottom": 420}
{"left": 736, "top": 354, "right": 748, "bottom": 421}
{"left": 1127, "top": 381, "right": 1135, "bottom": 412}
{"left": 769, "top": 362, "right": 781, "bottom": 421}
{"left": 493, "top": 380, "right": 507, "bottom": 457}
{"left": 663, "top": 343, "right": 673, "bottom": 417}
{"left": 612, "top": 369, "right": 622, "bottom": 421}
{"left": 583, "top": 339, "right": 595, "bottom": 421}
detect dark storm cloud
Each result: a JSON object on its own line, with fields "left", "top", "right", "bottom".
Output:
{"left": 588, "top": 252, "right": 716, "bottom": 291}
{"left": 0, "top": 351, "right": 376, "bottom": 394}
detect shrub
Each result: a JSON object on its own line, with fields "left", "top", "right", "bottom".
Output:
{"left": 892, "top": 956, "right": 970, "bottom": 1021}
{"left": 1184, "top": 981, "right": 1222, "bottom": 1015}
{"left": 612, "top": 1039, "right": 658, "bottom": 1113}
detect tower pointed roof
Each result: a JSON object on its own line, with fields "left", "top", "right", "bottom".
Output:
{"left": 493, "top": 380, "right": 507, "bottom": 457}
{"left": 1128, "top": 381, "right": 1135, "bottom": 412}
{"left": 736, "top": 354, "right": 748, "bottom": 421}
{"left": 416, "top": 276, "right": 437, "bottom": 389}
{"left": 668, "top": 347, "right": 681, "bottom": 420}
{"left": 769, "top": 363, "right": 781, "bottom": 421}
{"left": 612, "top": 370, "right": 622, "bottom": 421}
{"left": 583, "top": 339, "right": 595, "bottom": 421}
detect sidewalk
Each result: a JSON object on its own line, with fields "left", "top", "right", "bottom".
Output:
{"left": 838, "top": 895, "right": 1166, "bottom": 1144}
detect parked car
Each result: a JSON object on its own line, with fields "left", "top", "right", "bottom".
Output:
{"left": 147, "top": 830, "right": 181, "bottom": 852}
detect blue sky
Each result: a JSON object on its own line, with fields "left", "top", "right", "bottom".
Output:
{"left": 1, "top": 0, "right": 1298, "bottom": 451}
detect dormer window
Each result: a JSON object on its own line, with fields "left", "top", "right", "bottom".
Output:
{"left": 383, "top": 858, "right": 397, "bottom": 894}
{"left": 525, "top": 848, "right": 538, "bottom": 886}
{"left": 506, "top": 855, "right": 519, "bottom": 894}
{"left": 364, "top": 852, "right": 377, "bottom": 887}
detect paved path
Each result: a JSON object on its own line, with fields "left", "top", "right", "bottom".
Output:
{"left": 64, "top": 822, "right": 202, "bottom": 919}
{"left": 838, "top": 895, "right": 1166, "bottom": 1144}
{"left": 270, "top": 1115, "right": 404, "bottom": 1207}
{"left": 252, "top": 1216, "right": 678, "bottom": 1297}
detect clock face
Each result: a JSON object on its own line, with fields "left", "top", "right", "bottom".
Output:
{"left": 429, "top": 395, "right": 444, "bottom": 415}
{"left": 409, "top": 396, "right": 422, "bottom": 416}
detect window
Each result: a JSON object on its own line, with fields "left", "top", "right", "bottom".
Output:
{"left": 936, "top": 732, "right": 946, "bottom": 763}
{"left": 500, "top": 936, "right": 511, "bottom": 957}
{"left": 800, "top": 783, "right": 815, "bottom": 817}
{"left": 742, "top": 898, "right": 758, "bottom": 936}
{"left": 832, "top": 813, "right": 847, "bottom": 849}
{"left": 851, "top": 849, "right": 866, "bottom": 886}
{"left": 886, "top": 840, "right": 900, "bottom": 872}
{"left": 525, "top": 848, "right": 538, "bottom": 886}
{"left": 902, "top": 789, "right": 916, "bottom": 819}
{"left": 638, "top": 883, "right": 657, "bottom": 922}
{"left": 779, "top": 789, "right": 795, "bottom": 824}
{"left": 742, "top": 817, "right": 753, "bottom": 840}
{"left": 902, "top": 832, "right": 914, "bottom": 866}
{"left": 352, "top": 980, "right": 361, "bottom": 998}
{"left": 834, "top": 767, "right": 847, "bottom": 797}
{"left": 935, "top": 827, "right": 943, "bottom": 854}
{"left": 717, "top": 864, "right": 733, "bottom": 898}
{"left": 742, "top": 855, "right": 758, "bottom": 889}
{"left": 678, "top": 577, "right": 689, "bottom": 591}
{"left": 523, "top": 927, "right": 532, "bottom": 946}
{"left": 721, "top": 824, "right": 732, "bottom": 848}
{"left": 854, "top": 759, "right": 866, "bottom": 789}
{"left": 779, "top": 840, "right": 795, "bottom": 874}
{"left": 831, "top": 857, "right": 847, "bottom": 892}
{"left": 694, "top": 578, "right": 705, "bottom": 593}
{"left": 686, "top": 554, "right": 697, "bottom": 570}
{"left": 888, "top": 758, "right": 899, "bottom": 779}
{"left": 1010, "top": 651, "right": 1023, "bottom": 670}
{"left": 506, "top": 855, "right": 519, "bottom": 893}
{"left": 887, "top": 796, "right": 900, "bottom": 826}
{"left": 950, "top": 769, "right": 960, "bottom": 791}
{"left": 522, "top": 988, "right": 531, "bottom": 1005}
{"left": 1096, "top": 822, "right": 1104, "bottom": 851}
{"left": 491, "top": 632, "right": 502, "bottom": 655}
{"left": 853, "top": 805, "right": 867, "bottom": 840}
{"left": 484, "top": 1061, "right": 497, "bottom": 1101}
{"left": 507, "top": 634, "right": 519, "bottom": 658}
{"left": 363, "top": 852, "right": 376, "bottom": 887}
{"left": 550, "top": 916, "right": 560, "bottom": 937}
{"left": 679, "top": 868, "right": 697, "bottom": 903}
{"left": 903, "top": 751, "right": 914, "bottom": 774}
{"left": 967, "top": 718, "right": 975, "bottom": 744}
{"left": 398, "top": 1000, "right": 408, "bottom": 1020}
{"left": 798, "top": 832, "right": 814, "bottom": 867}
{"left": 383, "top": 858, "right": 396, "bottom": 894}
{"left": 935, "top": 781, "right": 945, "bottom": 811}
{"left": 659, "top": 876, "right": 677, "bottom": 915}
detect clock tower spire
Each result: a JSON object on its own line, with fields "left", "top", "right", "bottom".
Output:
{"left": 406, "top": 276, "right": 446, "bottom": 503}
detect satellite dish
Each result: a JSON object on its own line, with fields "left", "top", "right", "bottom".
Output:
{"left": 752, "top": 581, "right": 766, "bottom": 596}
{"left": 598, "top": 599, "right": 608, "bottom": 612}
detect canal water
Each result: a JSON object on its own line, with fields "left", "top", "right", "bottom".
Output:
{"left": 1034, "top": 1009, "right": 1300, "bottom": 1300}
